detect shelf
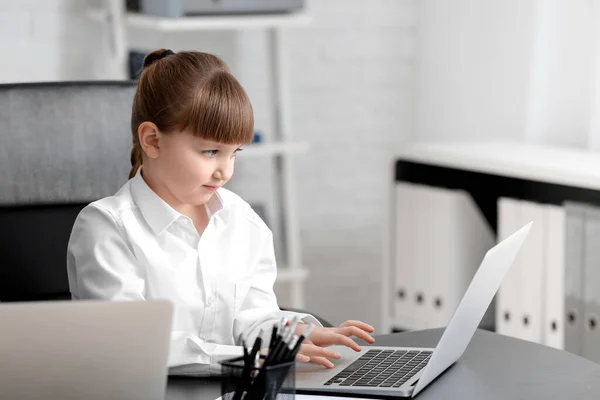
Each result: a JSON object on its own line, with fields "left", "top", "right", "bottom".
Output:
{"left": 87, "top": 9, "right": 311, "bottom": 31}
{"left": 396, "top": 141, "right": 600, "bottom": 191}
{"left": 242, "top": 141, "right": 308, "bottom": 158}
{"left": 127, "top": 12, "right": 311, "bottom": 31}
{"left": 276, "top": 267, "right": 309, "bottom": 283}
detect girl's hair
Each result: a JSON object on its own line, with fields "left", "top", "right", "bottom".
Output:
{"left": 128, "top": 49, "right": 254, "bottom": 179}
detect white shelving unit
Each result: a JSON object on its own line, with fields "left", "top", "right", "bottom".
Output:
{"left": 90, "top": 0, "right": 311, "bottom": 308}
{"left": 125, "top": 12, "right": 311, "bottom": 31}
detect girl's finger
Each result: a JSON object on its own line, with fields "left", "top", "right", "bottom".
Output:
{"left": 299, "top": 343, "right": 342, "bottom": 359}
{"left": 328, "top": 333, "right": 361, "bottom": 352}
{"left": 339, "top": 320, "right": 375, "bottom": 332}
{"left": 296, "top": 353, "right": 311, "bottom": 363}
{"left": 339, "top": 326, "right": 376, "bottom": 344}
{"left": 309, "top": 356, "right": 335, "bottom": 369}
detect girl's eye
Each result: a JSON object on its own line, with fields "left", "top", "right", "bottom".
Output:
{"left": 203, "top": 150, "right": 218, "bottom": 157}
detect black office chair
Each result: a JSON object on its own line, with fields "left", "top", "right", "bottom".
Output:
{"left": 0, "top": 81, "right": 331, "bottom": 328}
{"left": 0, "top": 203, "right": 84, "bottom": 302}
{"left": 0, "top": 81, "right": 134, "bottom": 302}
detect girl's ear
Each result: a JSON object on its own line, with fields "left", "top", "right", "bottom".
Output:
{"left": 138, "top": 121, "right": 161, "bottom": 159}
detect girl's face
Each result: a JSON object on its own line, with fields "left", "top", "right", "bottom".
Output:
{"left": 144, "top": 130, "right": 243, "bottom": 208}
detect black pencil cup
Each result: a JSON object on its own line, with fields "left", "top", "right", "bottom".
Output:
{"left": 220, "top": 355, "right": 295, "bottom": 400}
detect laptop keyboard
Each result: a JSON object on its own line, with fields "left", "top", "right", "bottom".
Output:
{"left": 323, "top": 349, "right": 432, "bottom": 388}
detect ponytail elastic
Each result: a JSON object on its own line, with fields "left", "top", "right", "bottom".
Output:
{"left": 143, "top": 49, "right": 175, "bottom": 69}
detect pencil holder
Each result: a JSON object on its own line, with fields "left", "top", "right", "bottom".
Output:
{"left": 220, "top": 355, "right": 295, "bottom": 400}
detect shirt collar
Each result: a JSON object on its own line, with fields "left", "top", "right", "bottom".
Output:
{"left": 130, "top": 168, "right": 225, "bottom": 235}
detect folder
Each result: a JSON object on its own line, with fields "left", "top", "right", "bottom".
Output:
{"left": 517, "top": 200, "right": 546, "bottom": 344}
{"left": 393, "top": 182, "right": 418, "bottom": 330}
{"left": 411, "top": 183, "right": 493, "bottom": 330}
{"left": 542, "top": 204, "right": 566, "bottom": 350}
{"left": 393, "top": 182, "right": 493, "bottom": 331}
{"left": 454, "top": 186, "right": 496, "bottom": 329}
{"left": 563, "top": 202, "right": 586, "bottom": 356}
{"left": 496, "top": 197, "right": 524, "bottom": 339}
{"left": 582, "top": 205, "right": 600, "bottom": 363}
{"left": 415, "top": 183, "right": 456, "bottom": 329}
{"left": 410, "top": 183, "right": 438, "bottom": 329}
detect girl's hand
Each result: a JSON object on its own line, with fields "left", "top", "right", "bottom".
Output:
{"left": 295, "top": 320, "right": 375, "bottom": 369}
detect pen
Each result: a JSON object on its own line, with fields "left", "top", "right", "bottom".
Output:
{"left": 282, "top": 335, "right": 298, "bottom": 363}
{"left": 280, "top": 316, "right": 297, "bottom": 350}
{"left": 279, "top": 317, "right": 288, "bottom": 332}
{"left": 278, "top": 318, "right": 289, "bottom": 343}
{"left": 264, "top": 319, "right": 287, "bottom": 367}
{"left": 249, "top": 329, "right": 263, "bottom": 366}
{"left": 268, "top": 334, "right": 288, "bottom": 366}
{"left": 241, "top": 333, "right": 249, "bottom": 364}
{"left": 233, "top": 330, "right": 264, "bottom": 400}
{"left": 287, "top": 317, "right": 300, "bottom": 340}
{"left": 272, "top": 318, "right": 298, "bottom": 366}
{"left": 288, "top": 324, "right": 313, "bottom": 362}
{"left": 269, "top": 323, "right": 278, "bottom": 351}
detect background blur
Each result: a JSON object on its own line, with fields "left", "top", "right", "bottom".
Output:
{"left": 3, "top": 0, "right": 600, "bottom": 341}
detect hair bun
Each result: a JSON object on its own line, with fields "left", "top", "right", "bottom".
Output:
{"left": 143, "top": 49, "right": 175, "bottom": 68}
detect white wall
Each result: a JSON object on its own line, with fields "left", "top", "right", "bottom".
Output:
{"left": 0, "top": 0, "right": 417, "bottom": 330}
{"left": 228, "top": 1, "right": 416, "bottom": 329}
{"left": 283, "top": 0, "right": 416, "bottom": 328}
{"left": 415, "top": 0, "right": 535, "bottom": 144}
{"left": 525, "top": 0, "right": 600, "bottom": 148}
{"left": 415, "top": 0, "right": 600, "bottom": 149}
{"left": 0, "top": 0, "right": 119, "bottom": 82}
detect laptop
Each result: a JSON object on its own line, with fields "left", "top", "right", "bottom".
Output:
{"left": 297, "top": 221, "right": 532, "bottom": 398}
{"left": 0, "top": 299, "right": 173, "bottom": 400}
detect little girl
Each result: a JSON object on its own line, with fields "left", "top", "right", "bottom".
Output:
{"left": 66, "top": 49, "right": 374, "bottom": 376}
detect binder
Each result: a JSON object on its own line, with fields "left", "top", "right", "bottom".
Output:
{"left": 517, "top": 200, "right": 546, "bottom": 344}
{"left": 582, "top": 205, "right": 600, "bottom": 363}
{"left": 392, "top": 182, "right": 494, "bottom": 331}
{"left": 454, "top": 186, "right": 496, "bottom": 329}
{"left": 563, "top": 202, "right": 586, "bottom": 356}
{"left": 414, "top": 183, "right": 459, "bottom": 329}
{"left": 410, "top": 184, "right": 493, "bottom": 330}
{"left": 496, "top": 197, "right": 524, "bottom": 339}
{"left": 542, "top": 204, "right": 566, "bottom": 350}
{"left": 411, "top": 183, "right": 438, "bottom": 329}
{"left": 393, "top": 182, "right": 418, "bottom": 330}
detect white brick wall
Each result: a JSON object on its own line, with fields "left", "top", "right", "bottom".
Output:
{"left": 415, "top": 0, "right": 600, "bottom": 150}
{"left": 231, "top": 0, "right": 417, "bottom": 328}
{"left": 0, "top": 0, "right": 117, "bottom": 82}
{"left": 0, "top": 0, "right": 417, "bottom": 331}
{"left": 303, "top": 0, "right": 414, "bottom": 329}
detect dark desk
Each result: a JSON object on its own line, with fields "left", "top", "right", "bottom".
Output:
{"left": 165, "top": 328, "right": 600, "bottom": 399}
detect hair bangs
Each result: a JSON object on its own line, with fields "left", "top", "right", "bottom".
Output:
{"left": 181, "top": 71, "right": 254, "bottom": 144}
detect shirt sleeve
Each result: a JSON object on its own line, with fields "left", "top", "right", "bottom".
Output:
{"left": 67, "top": 204, "right": 146, "bottom": 300}
{"left": 66, "top": 204, "right": 243, "bottom": 376}
{"left": 233, "top": 226, "right": 323, "bottom": 349}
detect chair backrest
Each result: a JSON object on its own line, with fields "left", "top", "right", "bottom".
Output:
{"left": 0, "top": 81, "right": 136, "bottom": 302}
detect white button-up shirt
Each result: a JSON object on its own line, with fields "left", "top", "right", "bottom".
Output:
{"left": 67, "top": 169, "right": 318, "bottom": 376}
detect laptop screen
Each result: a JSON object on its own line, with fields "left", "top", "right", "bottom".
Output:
{"left": 0, "top": 203, "right": 87, "bottom": 302}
